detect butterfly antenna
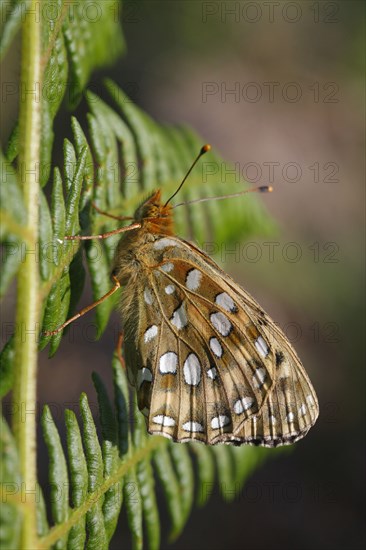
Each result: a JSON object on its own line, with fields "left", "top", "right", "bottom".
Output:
{"left": 172, "top": 184, "right": 273, "bottom": 209}
{"left": 164, "top": 144, "right": 211, "bottom": 207}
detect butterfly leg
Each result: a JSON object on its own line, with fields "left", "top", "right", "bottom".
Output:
{"left": 43, "top": 276, "right": 121, "bottom": 336}
{"left": 91, "top": 202, "right": 134, "bottom": 222}
{"left": 115, "top": 331, "right": 126, "bottom": 369}
{"left": 43, "top": 222, "right": 140, "bottom": 336}
{"left": 60, "top": 221, "right": 141, "bottom": 241}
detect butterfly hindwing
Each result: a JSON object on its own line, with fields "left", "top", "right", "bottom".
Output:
{"left": 222, "top": 288, "right": 319, "bottom": 445}
{"left": 220, "top": 345, "right": 319, "bottom": 446}
{"left": 122, "top": 234, "right": 318, "bottom": 446}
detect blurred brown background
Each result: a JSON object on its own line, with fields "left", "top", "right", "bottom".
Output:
{"left": 1, "top": 1, "right": 365, "bottom": 549}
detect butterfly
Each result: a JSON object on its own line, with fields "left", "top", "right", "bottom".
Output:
{"left": 47, "top": 145, "right": 319, "bottom": 447}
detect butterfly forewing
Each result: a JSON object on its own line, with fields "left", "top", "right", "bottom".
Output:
{"left": 122, "top": 234, "right": 319, "bottom": 446}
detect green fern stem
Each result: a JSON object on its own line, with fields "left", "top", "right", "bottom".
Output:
{"left": 39, "top": 436, "right": 167, "bottom": 549}
{"left": 12, "top": 1, "right": 42, "bottom": 547}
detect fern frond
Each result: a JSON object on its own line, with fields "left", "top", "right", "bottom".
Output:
{"left": 1, "top": 359, "right": 280, "bottom": 549}
{"left": 0, "top": 151, "right": 26, "bottom": 299}
{"left": 76, "top": 84, "right": 274, "bottom": 339}
{"left": 0, "top": 416, "right": 22, "bottom": 550}
{"left": 1, "top": 79, "right": 274, "bottom": 390}
{"left": 0, "top": 3, "right": 284, "bottom": 549}
{"left": 3, "top": 0, "right": 124, "bottom": 185}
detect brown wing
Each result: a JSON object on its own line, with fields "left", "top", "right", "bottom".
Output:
{"left": 123, "top": 235, "right": 319, "bottom": 446}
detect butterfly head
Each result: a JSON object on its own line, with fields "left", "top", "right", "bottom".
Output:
{"left": 131, "top": 146, "right": 212, "bottom": 236}
{"left": 134, "top": 190, "right": 174, "bottom": 235}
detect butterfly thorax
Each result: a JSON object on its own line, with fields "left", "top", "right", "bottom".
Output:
{"left": 112, "top": 190, "right": 174, "bottom": 285}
